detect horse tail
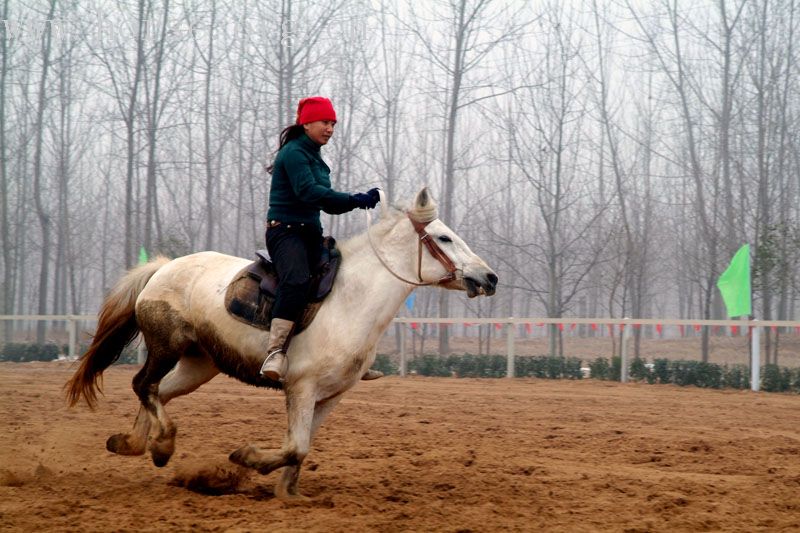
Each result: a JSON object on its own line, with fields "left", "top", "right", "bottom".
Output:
{"left": 65, "top": 256, "right": 171, "bottom": 409}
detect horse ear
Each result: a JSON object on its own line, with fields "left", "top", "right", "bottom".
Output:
{"left": 414, "top": 187, "right": 435, "bottom": 209}
{"left": 411, "top": 187, "right": 438, "bottom": 222}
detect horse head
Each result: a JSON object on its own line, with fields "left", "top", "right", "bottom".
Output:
{"left": 379, "top": 187, "right": 498, "bottom": 298}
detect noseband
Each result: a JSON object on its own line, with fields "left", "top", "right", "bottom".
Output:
{"left": 366, "top": 211, "right": 460, "bottom": 287}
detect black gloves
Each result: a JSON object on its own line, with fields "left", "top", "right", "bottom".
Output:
{"left": 351, "top": 187, "right": 381, "bottom": 209}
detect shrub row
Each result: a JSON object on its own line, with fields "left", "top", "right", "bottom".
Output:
{"left": 0, "top": 343, "right": 61, "bottom": 362}
{"left": 0, "top": 343, "right": 139, "bottom": 364}
{"left": 400, "top": 353, "right": 583, "bottom": 379}
{"left": 589, "top": 356, "right": 800, "bottom": 393}
{"left": 385, "top": 353, "right": 800, "bottom": 393}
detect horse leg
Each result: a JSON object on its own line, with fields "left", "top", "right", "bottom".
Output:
{"left": 105, "top": 343, "right": 178, "bottom": 461}
{"left": 229, "top": 383, "right": 316, "bottom": 489}
{"left": 157, "top": 353, "right": 220, "bottom": 404}
{"left": 106, "top": 353, "right": 218, "bottom": 457}
{"left": 275, "top": 392, "right": 344, "bottom": 500}
{"left": 106, "top": 405, "right": 151, "bottom": 456}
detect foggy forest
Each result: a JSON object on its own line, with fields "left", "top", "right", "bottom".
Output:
{"left": 1, "top": 0, "right": 799, "bottom": 356}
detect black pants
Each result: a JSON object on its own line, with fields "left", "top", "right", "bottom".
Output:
{"left": 266, "top": 223, "right": 323, "bottom": 322}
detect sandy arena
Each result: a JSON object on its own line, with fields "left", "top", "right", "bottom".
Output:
{"left": 1, "top": 362, "right": 799, "bottom": 532}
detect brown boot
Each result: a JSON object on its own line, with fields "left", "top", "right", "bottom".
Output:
{"left": 260, "top": 318, "right": 295, "bottom": 381}
{"left": 361, "top": 369, "right": 384, "bottom": 380}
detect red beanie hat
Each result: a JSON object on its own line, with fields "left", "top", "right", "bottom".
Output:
{"left": 296, "top": 96, "right": 337, "bottom": 125}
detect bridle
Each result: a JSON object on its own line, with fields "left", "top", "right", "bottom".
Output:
{"left": 366, "top": 210, "right": 460, "bottom": 287}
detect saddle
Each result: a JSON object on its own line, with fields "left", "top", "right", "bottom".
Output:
{"left": 224, "top": 237, "right": 341, "bottom": 334}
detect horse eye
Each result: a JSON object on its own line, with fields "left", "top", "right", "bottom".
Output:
{"left": 437, "top": 235, "right": 453, "bottom": 243}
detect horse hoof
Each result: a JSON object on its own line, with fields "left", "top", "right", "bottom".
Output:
{"left": 151, "top": 450, "right": 172, "bottom": 467}
{"left": 107, "top": 433, "right": 144, "bottom": 455}
{"left": 229, "top": 446, "right": 254, "bottom": 468}
{"left": 106, "top": 433, "right": 126, "bottom": 453}
{"left": 150, "top": 439, "right": 175, "bottom": 467}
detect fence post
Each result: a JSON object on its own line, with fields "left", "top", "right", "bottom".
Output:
{"left": 506, "top": 318, "right": 515, "bottom": 378}
{"left": 751, "top": 321, "right": 760, "bottom": 392}
{"left": 399, "top": 325, "right": 407, "bottom": 377}
{"left": 68, "top": 317, "right": 78, "bottom": 360}
{"left": 620, "top": 319, "right": 630, "bottom": 383}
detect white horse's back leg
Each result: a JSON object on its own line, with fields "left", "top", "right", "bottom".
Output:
{"left": 107, "top": 354, "right": 219, "bottom": 458}
{"left": 107, "top": 301, "right": 197, "bottom": 467}
{"left": 158, "top": 354, "right": 220, "bottom": 404}
{"left": 106, "top": 344, "right": 180, "bottom": 461}
{"left": 106, "top": 405, "right": 151, "bottom": 456}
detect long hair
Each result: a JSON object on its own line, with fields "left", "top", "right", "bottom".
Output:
{"left": 266, "top": 124, "right": 305, "bottom": 174}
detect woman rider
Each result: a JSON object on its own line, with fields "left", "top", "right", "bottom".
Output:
{"left": 260, "top": 96, "right": 380, "bottom": 381}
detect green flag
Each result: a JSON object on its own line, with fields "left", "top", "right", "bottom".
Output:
{"left": 138, "top": 246, "right": 149, "bottom": 265}
{"left": 716, "top": 244, "right": 751, "bottom": 317}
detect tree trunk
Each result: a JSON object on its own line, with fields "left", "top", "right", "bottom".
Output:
{"left": 144, "top": 0, "right": 170, "bottom": 254}
{"left": 0, "top": 0, "right": 12, "bottom": 342}
{"left": 32, "top": 0, "right": 57, "bottom": 344}
{"left": 204, "top": 0, "right": 216, "bottom": 250}
{"left": 125, "top": 0, "right": 147, "bottom": 267}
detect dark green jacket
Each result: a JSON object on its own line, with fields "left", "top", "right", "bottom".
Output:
{"left": 267, "top": 134, "right": 354, "bottom": 232}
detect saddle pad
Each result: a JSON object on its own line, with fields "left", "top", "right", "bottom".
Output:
{"left": 224, "top": 268, "right": 323, "bottom": 333}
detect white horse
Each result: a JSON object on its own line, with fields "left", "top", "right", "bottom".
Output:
{"left": 65, "top": 187, "right": 497, "bottom": 500}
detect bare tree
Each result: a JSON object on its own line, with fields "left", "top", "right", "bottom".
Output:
{"left": 0, "top": 0, "right": 12, "bottom": 341}
{"left": 405, "top": 0, "right": 529, "bottom": 353}
{"left": 32, "top": 0, "right": 57, "bottom": 343}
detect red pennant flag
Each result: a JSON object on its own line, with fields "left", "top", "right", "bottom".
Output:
{"left": 679, "top": 325, "right": 685, "bottom": 336}
{"left": 795, "top": 326, "right": 800, "bottom": 335}
{"left": 494, "top": 323, "right": 502, "bottom": 330}
{"left": 524, "top": 323, "right": 532, "bottom": 334}
{"left": 694, "top": 324, "right": 701, "bottom": 332}
{"left": 557, "top": 323, "right": 564, "bottom": 331}
{"left": 591, "top": 323, "right": 598, "bottom": 331}
{"left": 570, "top": 323, "right": 577, "bottom": 331}
{"left": 411, "top": 322, "right": 418, "bottom": 330}
{"left": 656, "top": 323, "right": 663, "bottom": 335}
{"left": 771, "top": 325, "right": 778, "bottom": 333}
{"left": 731, "top": 325, "right": 739, "bottom": 335}
{"left": 607, "top": 324, "right": 614, "bottom": 335}
{"left": 619, "top": 324, "right": 626, "bottom": 334}
{"left": 536, "top": 322, "right": 544, "bottom": 327}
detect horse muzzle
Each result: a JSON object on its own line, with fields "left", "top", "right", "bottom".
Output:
{"left": 463, "top": 271, "right": 498, "bottom": 298}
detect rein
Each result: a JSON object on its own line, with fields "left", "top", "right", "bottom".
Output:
{"left": 365, "top": 210, "right": 460, "bottom": 287}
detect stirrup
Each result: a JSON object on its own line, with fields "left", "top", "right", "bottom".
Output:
{"left": 260, "top": 349, "right": 286, "bottom": 381}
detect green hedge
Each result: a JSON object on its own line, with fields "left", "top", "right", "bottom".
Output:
{"left": 372, "top": 353, "right": 399, "bottom": 376}
{"left": 588, "top": 356, "right": 800, "bottom": 393}
{"left": 400, "top": 353, "right": 583, "bottom": 379}
{"left": 0, "top": 343, "right": 138, "bottom": 364}
{"left": 0, "top": 343, "right": 60, "bottom": 362}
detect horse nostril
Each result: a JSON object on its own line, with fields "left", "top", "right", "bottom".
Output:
{"left": 487, "top": 273, "right": 498, "bottom": 288}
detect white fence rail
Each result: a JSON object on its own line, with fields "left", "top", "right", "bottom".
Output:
{"left": 2, "top": 315, "right": 799, "bottom": 392}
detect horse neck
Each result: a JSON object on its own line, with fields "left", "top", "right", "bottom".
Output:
{"left": 334, "top": 215, "right": 417, "bottom": 327}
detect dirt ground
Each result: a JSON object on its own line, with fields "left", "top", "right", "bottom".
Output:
{"left": 1, "top": 362, "right": 799, "bottom": 532}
